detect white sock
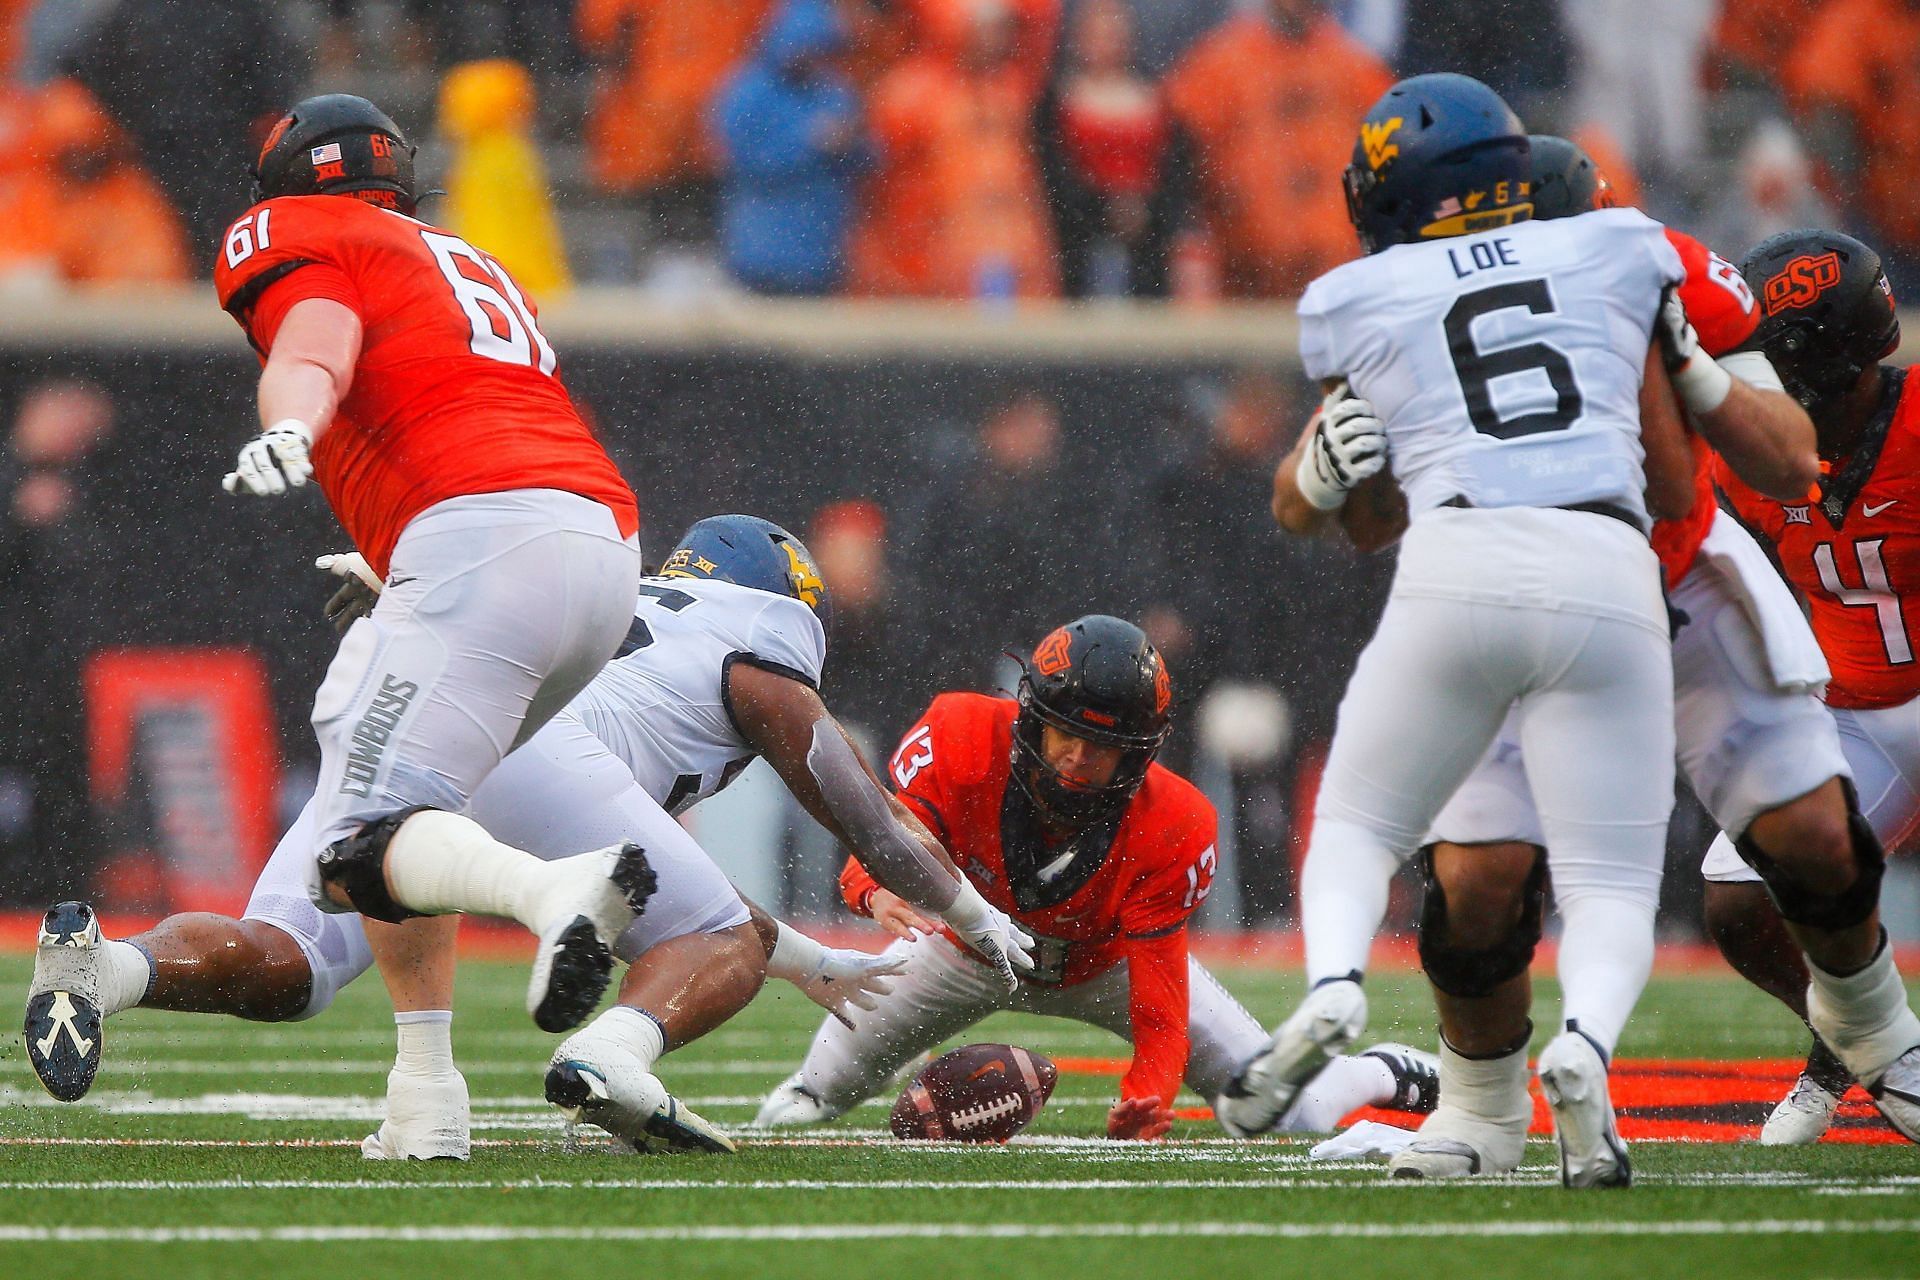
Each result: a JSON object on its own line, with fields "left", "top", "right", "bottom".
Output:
{"left": 382, "top": 809, "right": 590, "bottom": 930}
{"left": 394, "top": 1010, "right": 455, "bottom": 1076}
{"left": 593, "top": 1005, "right": 667, "bottom": 1074}
{"left": 1808, "top": 933, "right": 1920, "bottom": 1082}
{"left": 1554, "top": 887, "right": 1656, "bottom": 1058}
{"left": 1286, "top": 1053, "right": 1396, "bottom": 1131}
{"left": 99, "top": 940, "right": 155, "bottom": 1017}
{"left": 1299, "top": 818, "right": 1403, "bottom": 984}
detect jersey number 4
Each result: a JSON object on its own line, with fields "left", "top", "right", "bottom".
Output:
{"left": 1815, "top": 539, "right": 1913, "bottom": 665}
{"left": 421, "top": 231, "right": 557, "bottom": 375}
{"left": 1445, "top": 280, "right": 1586, "bottom": 439}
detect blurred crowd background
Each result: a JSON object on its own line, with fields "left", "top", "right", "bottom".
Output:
{"left": 2, "top": 0, "right": 1918, "bottom": 940}
{"left": 1, "top": 0, "right": 1916, "bottom": 300}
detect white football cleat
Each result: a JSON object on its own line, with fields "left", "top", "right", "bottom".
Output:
{"left": 754, "top": 1073, "right": 843, "bottom": 1128}
{"left": 1216, "top": 977, "right": 1368, "bottom": 1137}
{"left": 1536, "top": 1029, "right": 1630, "bottom": 1188}
{"left": 527, "top": 842, "right": 657, "bottom": 1033}
{"left": 24, "top": 901, "right": 105, "bottom": 1102}
{"left": 361, "top": 1063, "right": 472, "bottom": 1161}
{"left": 546, "top": 1030, "right": 734, "bottom": 1154}
{"left": 1869, "top": 1045, "right": 1920, "bottom": 1143}
{"left": 1760, "top": 1074, "right": 1841, "bottom": 1147}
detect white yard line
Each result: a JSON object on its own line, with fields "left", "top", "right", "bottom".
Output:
{"left": 0, "top": 1220, "right": 1916, "bottom": 1243}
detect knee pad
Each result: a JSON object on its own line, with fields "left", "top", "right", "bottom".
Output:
{"left": 1734, "top": 779, "right": 1885, "bottom": 932}
{"left": 316, "top": 805, "right": 435, "bottom": 924}
{"left": 1416, "top": 845, "right": 1548, "bottom": 999}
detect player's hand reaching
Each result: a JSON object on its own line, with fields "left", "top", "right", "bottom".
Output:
{"left": 868, "top": 888, "right": 936, "bottom": 941}
{"left": 1107, "top": 1095, "right": 1175, "bottom": 1142}
{"left": 940, "top": 880, "right": 1035, "bottom": 993}
{"left": 1656, "top": 287, "right": 1733, "bottom": 415}
{"left": 224, "top": 419, "right": 314, "bottom": 496}
{"left": 316, "top": 552, "right": 382, "bottom": 632}
{"left": 1295, "top": 382, "right": 1387, "bottom": 511}
{"left": 793, "top": 944, "right": 911, "bottom": 1030}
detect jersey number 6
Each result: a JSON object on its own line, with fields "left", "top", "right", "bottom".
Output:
{"left": 1444, "top": 279, "right": 1587, "bottom": 440}
{"left": 421, "top": 230, "right": 558, "bottom": 375}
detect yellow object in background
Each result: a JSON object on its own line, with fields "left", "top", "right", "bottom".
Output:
{"left": 438, "top": 59, "right": 572, "bottom": 297}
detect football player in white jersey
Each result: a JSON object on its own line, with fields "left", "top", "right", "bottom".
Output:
{"left": 1215, "top": 75, "right": 1821, "bottom": 1188}
{"left": 23, "top": 516, "right": 1034, "bottom": 1160}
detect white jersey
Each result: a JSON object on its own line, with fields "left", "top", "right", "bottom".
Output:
{"left": 568, "top": 575, "right": 828, "bottom": 814}
{"left": 1299, "top": 208, "right": 1684, "bottom": 527}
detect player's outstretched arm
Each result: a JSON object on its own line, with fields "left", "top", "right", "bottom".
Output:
{"left": 1657, "top": 290, "right": 1818, "bottom": 501}
{"left": 725, "top": 662, "right": 1033, "bottom": 988}
{"left": 225, "top": 298, "right": 361, "bottom": 496}
{"left": 1638, "top": 343, "right": 1699, "bottom": 522}
{"left": 739, "top": 897, "right": 909, "bottom": 1029}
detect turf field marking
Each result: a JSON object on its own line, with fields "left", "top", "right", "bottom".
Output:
{"left": 2, "top": 1220, "right": 1919, "bottom": 1243}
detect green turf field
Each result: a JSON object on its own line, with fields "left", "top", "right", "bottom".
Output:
{"left": 3, "top": 954, "right": 1917, "bottom": 1279}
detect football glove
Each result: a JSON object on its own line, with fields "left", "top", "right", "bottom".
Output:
{"left": 791, "top": 945, "right": 911, "bottom": 1030}
{"left": 1295, "top": 382, "right": 1387, "bottom": 511}
{"left": 224, "top": 419, "right": 314, "bottom": 496}
{"left": 1656, "top": 288, "right": 1733, "bottom": 415}
{"left": 940, "top": 879, "right": 1035, "bottom": 993}
{"left": 316, "top": 552, "right": 381, "bottom": 632}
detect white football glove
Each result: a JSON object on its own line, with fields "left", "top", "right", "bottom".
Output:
{"left": 791, "top": 945, "right": 911, "bottom": 1029}
{"left": 1296, "top": 382, "right": 1387, "bottom": 511}
{"left": 223, "top": 419, "right": 314, "bottom": 496}
{"left": 939, "top": 879, "right": 1035, "bottom": 993}
{"left": 316, "top": 551, "right": 382, "bottom": 632}
{"left": 1656, "top": 288, "right": 1733, "bottom": 415}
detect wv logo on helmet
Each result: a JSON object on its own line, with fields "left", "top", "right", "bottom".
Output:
{"left": 1362, "top": 117, "right": 1403, "bottom": 171}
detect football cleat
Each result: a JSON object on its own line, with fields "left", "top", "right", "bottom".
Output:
{"left": 1536, "top": 1028, "right": 1631, "bottom": 1188}
{"left": 1387, "top": 1037, "right": 1530, "bottom": 1180}
{"left": 527, "top": 842, "right": 657, "bottom": 1033}
{"left": 1868, "top": 1045, "right": 1920, "bottom": 1143}
{"left": 1388, "top": 1137, "right": 1485, "bottom": 1180}
{"left": 24, "top": 901, "right": 105, "bottom": 1102}
{"left": 1215, "top": 977, "right": 1368, "bottom": 1137}
{"left": 361, "top": 1064, "right": 471, "bottom": 1161}
{"left": 546, "top": 1033, "right": 734, "bottom": 1155}
{"left": 1362, "top": 1042, "right": 1442, "bottom": 1115}
{"left": 1760, "top": 1074, "right": 1841, "bottom": 1147}
{"left": 754, "top": 1073, "right": 843, "bottom": 1128}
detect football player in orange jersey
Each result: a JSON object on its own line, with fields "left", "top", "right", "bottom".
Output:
{"left": 1705, "top": 228, "right": 1920, "bottom": 1144}
{"left": 756, "top": 616, "right": 1443, "bottom": 1140}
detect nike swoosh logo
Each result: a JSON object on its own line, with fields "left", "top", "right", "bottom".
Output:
{"left": 1864, "top": 501, "right": 1898, "bottom": 517}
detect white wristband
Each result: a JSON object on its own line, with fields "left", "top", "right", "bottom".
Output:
{"left": 267, "top": 417, "right": 314, "bottom": 442}
{"left": 1716, "top": 349, "right": 1786, "bottom": 395}
{"left": 940, "top": 878, "right": 990, "bottom": 931}
{"left": 1672, "top": 356, "right": 1734, "bottom": 416}
{"left": 766, "top": 920, "right": 825, "bottom": 983}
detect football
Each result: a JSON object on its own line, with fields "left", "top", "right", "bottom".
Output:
{"left": 888, "top": 1042, "right": 1057, "bottom": 1142}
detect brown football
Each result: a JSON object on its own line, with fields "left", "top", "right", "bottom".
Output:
{"left": 889, "top": 1043, "right": 1058, "bottom": 1142}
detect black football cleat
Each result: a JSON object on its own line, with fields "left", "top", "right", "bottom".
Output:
{"left": 1362, "top": 1042, "right": 1442, "bottom": 1115}
{"left": 24, "top": 901, "right": 106, "bottom": 1102}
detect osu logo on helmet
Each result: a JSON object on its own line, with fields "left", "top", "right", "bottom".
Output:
{"left": 1764, "top": 252, "right": 1843, "bottom": 314}
{"left": 1032, "top": 628, "right": 1073, "bottom": 677}
{"left": 1152, "top": 659, "right": 1171, "bottom": 716}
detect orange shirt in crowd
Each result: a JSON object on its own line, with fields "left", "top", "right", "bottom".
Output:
{"left": 904, "top": 0, "right": 1062, "bottom": 103}
{"left": 1712, "top": 0, "right": 1823, "bottom": 83}
{"left": 850, "top": 52, "right": 1059, "bottom": 299}
{"left": 1786, "top": 0, "right": 1920, "bottom": 246}
{"left": 577, "top": 0, "right": 774, "bottom": 194}
{"left": 0, "top": 80, "right": 188, "bottom": 289}
{"left": 1165, "top": 13, "right": 1392, "bottom": 298}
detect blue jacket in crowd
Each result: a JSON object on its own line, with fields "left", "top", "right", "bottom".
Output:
{"left": 714, "top": 0, "right": 867, "bottom": 295}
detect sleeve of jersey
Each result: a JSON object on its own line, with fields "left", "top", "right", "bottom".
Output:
{"left": 213, "top": 201, "right": 365, "bottom": 349}
{"left": 1120, "top": 925, "right": 1191, "bottom": 1105}
{"left": 1296, "top": 280, "right": 1341, "bottom": 381}
{"left": 741, "top": 597, "right": 828, "bottom": 689}
{"left": 839, "top": 855, "right": 881, "bottom": 916}
{"left": 1668, "top": 229, "right": 1761, "bottom": 357}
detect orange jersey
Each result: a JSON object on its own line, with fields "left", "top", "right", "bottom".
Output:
{"left": 1650, "top": 228, "right": 1762, "bottom": 588}
{"left": 213, "top": 196, "right": 638, "bottom": 577}
{"left": 1716, "top": 367, "right": 1920, "bottom": 709}
{"left": 841, "top": 691, "right": 1217, "bottom": 1104}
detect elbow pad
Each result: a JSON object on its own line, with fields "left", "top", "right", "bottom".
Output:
{"left": 806, "top": 721, "right": 959, "bottom": 913}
